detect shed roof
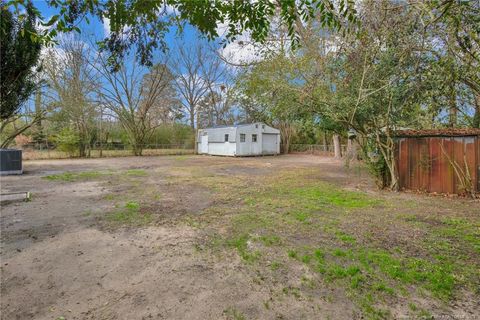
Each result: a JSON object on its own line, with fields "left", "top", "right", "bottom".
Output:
{"left": 204, "top": 122, "right": 264, "bottom": 129}
{"left": 395, "top": 128, "right": 480, "bottom": 137}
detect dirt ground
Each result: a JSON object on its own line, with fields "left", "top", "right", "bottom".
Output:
{"left": 1, "top": 155, "right": 479, "bottom": 320}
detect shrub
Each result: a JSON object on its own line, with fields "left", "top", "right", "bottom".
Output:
{"left": 55, "top": 127, "right": 79, "bottom": 156}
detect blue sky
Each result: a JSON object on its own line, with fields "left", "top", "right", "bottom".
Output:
{"left": 34, "top": 0, "right": 209, "bottom": 54}
{"left": 32, "top": 0, "right": 257, "bottom": 66}
{"left": 29, "top": 1, "right": 242, "bottom": 126}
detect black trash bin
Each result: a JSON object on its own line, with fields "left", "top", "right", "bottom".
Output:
{"left": 0, "top": 149, "right": 23, "bottom": 175}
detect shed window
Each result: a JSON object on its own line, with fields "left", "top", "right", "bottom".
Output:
{"left": 240, "top": 134, "right": 246, "bottom": 142}
{"left": 224, "top": 134, "right": 229, "bottom": 142}
{"left": 262, "top": 125, "right": 265, "bottom": 129}
{"left": 252, "top": 134, "right": 257, "bottom": 142}
{"left": 255, "top": 124, "right": 258, "bottom": 128}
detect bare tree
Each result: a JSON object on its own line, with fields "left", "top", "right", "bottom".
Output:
{"left": 43, "top": 37, "right": 99, "bottom": 157}
{"left": 94, "top": 53, "right": 174, "bottom": 155}
{"left": 199, "top": 51, "right": 237, "bottom": 127}
{"left": 142, "top": 64, "right": 181, "bottom": 125}
{"left": 169, "top": 38, "right": 240, "bottom": 133}
{"left": 169, "top": 41, "right": 211, "bottom": 129}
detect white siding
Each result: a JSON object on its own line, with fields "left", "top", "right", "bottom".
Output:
{"left": 198, "top": 122, "right": 280, "bottom": 156}
{"left": 236, "top": 124, "right": 263, "bottom": 156}
{"left": 208, "top": 141, "right": 236, "bottom": 156}
{"left": 262, "top": 133, "right": 279, "bottom": 154}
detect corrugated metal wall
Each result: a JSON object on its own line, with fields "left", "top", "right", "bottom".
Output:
{"left": 396, "top": 136, "right": 479, "bottom": 194}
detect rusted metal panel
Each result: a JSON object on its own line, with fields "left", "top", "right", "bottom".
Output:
{"left": 477, "top": 137, "right": 480, "bottom": 192}
{"left": 395, "top": 133, "right": 479, "bottom": 195}
{"left": 452, "top": 137, "right": 464, "bottom": 194}
{"left": 436, "top": 138, "right": 453, "bottom": 193}
{"left": 429, "top": 137, "right": 443, "bottom": 193}
{"left": 418, "top": 139, "right": 430, "bottom": 191}
{"left": 397, "top": 138, "right": 408, "bottom": 189}
{"left": 464, "top": 136, "right": 477, "bottom": 193}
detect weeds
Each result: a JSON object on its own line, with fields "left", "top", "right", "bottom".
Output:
{"left": 226, "top": 235, "right": 260, "bottom": 263}
{"left": 44, "top": 171, "right": 105, "bottom": 181}
{"left": 124, "top": 169, "right": 148, "bottom": 176}
{"left": 107, "top": 201, "right": 152, "bottom": 225}
{"left": 223, "top": 307, "right": 246, "bottom": 320}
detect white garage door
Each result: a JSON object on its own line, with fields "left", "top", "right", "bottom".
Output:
{"left": 262, "top": 133, "right": 278, "bottom": 154}
{"left": 201, "top": 134, "right": 209, "bottom": 154}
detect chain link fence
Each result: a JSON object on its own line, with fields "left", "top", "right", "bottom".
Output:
{"left": 20, "top": 142, "right": 195, "bottom": 160}
{"left": 287, "top": 144, "right": 347, "bottom": 156}
{"left": 19, "top": 142, "right": 347, "bottom": 160}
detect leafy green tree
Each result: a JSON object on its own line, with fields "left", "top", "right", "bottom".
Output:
{"left": 0, "top": 3, "right": 43, "bottom": 147}
{"left": 402, "top": 1, "right": 479, "bottom": 128}
{"left": 55, "top": 127, "right": 80, "bottom": 157}
{"left": 237, "top": 54, "right": 307, "bottom": 153}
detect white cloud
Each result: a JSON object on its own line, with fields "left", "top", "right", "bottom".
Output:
{"left": 219, "top": 39, "right": 262, "bottom": 65}
{"left": 103, "top": 17, "right": 110, "bottom": 37}
{"left": 163, "top": 4, "right": 176, "bottom": 15}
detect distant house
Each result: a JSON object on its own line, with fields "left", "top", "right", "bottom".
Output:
{"left": 197, "top": 123, "right": 281, "bottom": 156}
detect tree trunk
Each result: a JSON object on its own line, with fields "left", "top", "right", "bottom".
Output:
{"left": 79, "top": 143, "right": 86, "bottom": 158}
{"left": 345, "top": 139, "right": 358, "bottom": 168}
{"left": 190, "top": 109, "right": 195, "bottom": 129}
{"left": 389, "top": 156, "right": 399, "bottom": 191}
{"left": 194, "top": 128, "right": 199, "bottom": 154}
{"left": 132, "top": 144, "right": 143, "bottom": 156}
{"left": 279, "top": 122, "right": 293, "bottom": 154}
{"left": 473, "top": 93, "right": 480, "bottom": 128}
{"left": 322, "top": 131, "right": 327, "bottom": 153}
{"left": 333, "top": 134, "right": 342, "bottom": 159}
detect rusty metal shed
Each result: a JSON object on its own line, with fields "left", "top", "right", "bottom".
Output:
{"left": 395, "top": 129, "right": 480, "bottom": 194}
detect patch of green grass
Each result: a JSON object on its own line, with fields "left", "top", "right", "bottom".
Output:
{"left": 287, "top": 249, "right": 298, "bottom": 259}
{"left": 326, "top": 264, "right": 361, "bottom": 280}
{"left": 358, "top": 294, "right": 391, "bottom": 320}
{"left": 293, "top": 211, "right": 309, "bottom": 222}
{"left": 124, "top": 169, "right": 148, "bottom": 176}
{"left": 104, "top": 194, "right": 116, "bottom": 201}
{"left": 173, "top": 155, "right": 190, "bottom": 161}
{"left": 282, "top": 286, "right": 301, "bottom": 299}
{"left": 434, "top": 218, "right": 480, "bottom": 254}
{"left": 107, "top": 201, "right": 152, "bottom": 225}
{"left": 301, "top": 254, "right": 313, "bottom": 264}
{"left": 291, "top": 184, "right": 381, "bottom": 209}
{"left": 227, "top": 235, "right": 260, "bottom": 263}
{"left": 202, "top": 168, "right": 476, "bottom": 319}
{"left": 270, "top": 261, "right": 282, "bottom": 271}
{"left": 356, "top": 249, "right": 456, "bottom": 299}
{"left": 83, "top": 209, "right": 93, "bottom": 217}
{"left": 350, "top": 274, "right": 365, "bottom": 289}
{"left": 408, "top": 302, "right": 418, "bottom": 312}
{"left": 290, "top": 243, "right": 457, "bottom": 317}
{"left": 231, "top": 212, "right": 275, "bottom": 234}
{"left": 223, "top": 307, "right": 246, "bottom": 320}
{"left": 372, "top": 282, "right": 395, "bottom": 295}
{"left": 332, "top": 248, "right": 348, "bottom": 257}
{"left": 125, "top": 200, "right": 140, "bottom": 210}
{"left": 44, "top": 171, "right": 105, "bottom": 182}
{"left": 314, "top": 249, "right": 325, "bottom": 262}
{"left": 259, "top": 234, "right": 282, "bottom": 246}
{"left": 335, "top": 231, "right": 356, "bottom": 244}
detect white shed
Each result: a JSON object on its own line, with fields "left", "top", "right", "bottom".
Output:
{"left": 197, "top": 122, "right": 281, "bottom": 156}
